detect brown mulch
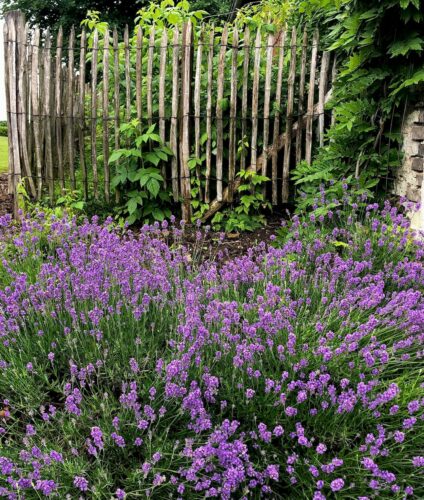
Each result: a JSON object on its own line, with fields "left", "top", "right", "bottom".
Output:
{"left": 0, "top": 174, "right": 13, "bottom": 217}
{"left": 181, "top": 216, "right": 284, "bottom": 261}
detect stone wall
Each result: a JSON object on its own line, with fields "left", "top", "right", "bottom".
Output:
{"left": 394, "top": 103, "right": 424, "bottom": 231}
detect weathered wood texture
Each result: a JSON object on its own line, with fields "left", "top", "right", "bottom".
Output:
{"left": 3, "top": 12, "right": 334, "bottom": 219}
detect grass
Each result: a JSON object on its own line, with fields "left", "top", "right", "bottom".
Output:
{"left": 0, "top": 136, "right": 8, "bottom": 174}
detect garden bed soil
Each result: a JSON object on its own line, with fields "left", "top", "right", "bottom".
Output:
{"left": 181, "top": 215, "right": 283, "bottom": 260}
{"left": 0, "top": 174, "right": 13, "bottom": 217}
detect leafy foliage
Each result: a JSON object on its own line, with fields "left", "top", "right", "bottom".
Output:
{"left": 110, "top": 120, "right": 173, "bottom": 225}
{"left": 0, "top": 122, "right": 8, "bottom": 138}
{"left": 17, "top": 180, "right": 88, "bottom": 222}
{"left": 291, "top": 0, "right": 424, "bottom": 210}
{"left": 0, "top": 0, "right": 143, "bottom": 35}
{"left": 211, "top": 170, "right": 271, "bottom": 232}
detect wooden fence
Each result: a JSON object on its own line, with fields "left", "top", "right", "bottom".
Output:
{"left": 3, "top": 10, "right": 335, "bottom": 220}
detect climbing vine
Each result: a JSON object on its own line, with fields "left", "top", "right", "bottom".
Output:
{"left": 291, "top": 0, "right": 424, "bottom": 211}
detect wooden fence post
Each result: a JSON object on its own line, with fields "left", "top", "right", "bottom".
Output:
{"left": 180, "top": 21, "right": 193, "bottom": 222}
{"left": 4, "top": 11, "right": 23, "bottom": 216}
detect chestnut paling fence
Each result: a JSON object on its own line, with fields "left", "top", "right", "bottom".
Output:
{"left": 3, "top": 10, "right": 335, "bottom": 220}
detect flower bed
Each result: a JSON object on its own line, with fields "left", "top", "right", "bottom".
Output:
{"left": 0, "top": 196, "right": 423, "bottom": 498}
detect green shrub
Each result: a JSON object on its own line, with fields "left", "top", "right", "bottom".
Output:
{"left": 0, "top": 122, "right": 8, "bottom": 137}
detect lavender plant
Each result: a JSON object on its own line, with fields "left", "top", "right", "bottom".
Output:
{"left": 0, "top": 189, "right": 422, "bottom": 498}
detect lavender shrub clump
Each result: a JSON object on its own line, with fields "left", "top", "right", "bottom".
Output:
{"left": 0, "top": 191, "right": 423, "bottom": 498}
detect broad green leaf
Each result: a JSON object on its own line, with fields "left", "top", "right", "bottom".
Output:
{"left": 144, "top": 152, "right": 161, "bottom": 166}
{"left": 146, "top": 178, "right": 160, "bottom": 198}
{"left": 152, "top": 208, "right": 165, "bottom": 221}
{"left": 167, "top": 12, "right": 180, "bottom": 24}
{"left": 109, "top": 150, "right": 124, "bottom": 163}
{"left": 389, "top": 34, "right": 423, "bottom": 57}
{"left": 127, "top": 198, "right": 138, "bottom": 215}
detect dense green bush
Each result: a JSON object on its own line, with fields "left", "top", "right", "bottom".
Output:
{"left": 0, "top": 122, "right": 8, "bottom": 137}
{"left": 291, "top": 0, "right": 424, "bottom": 211}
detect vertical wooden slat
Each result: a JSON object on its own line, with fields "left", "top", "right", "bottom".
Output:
{"left": 55, "top": 26, "right": 64, "bottom": 191}
{"left": 193, "top": 27, "right": 204, "bottom": 199}
{"left": 204, "top": 27, "right": 214, "bottom": 204}
{"left": 317, "top": 51, "right": 330, "bottom": 147}
{"left": 250, "top": 28, "right": 262, "bottom": 174}
{"left": 3, "top": 22, "right": 11, "bottom": 193}
{"left": 26, "top": 23, "right": 34, "bottom": 177}
{"left": 240, "top": 27, "right": 250, "bottom": 172}
{"left": 4, "top": 15, "right": 20, "bottom": 198}
{"left": 228, "top": 28, "right": 238, "bottom": 202}
{"left": 102, "top": 29, "right": 110, "bottom": 202}
{"left": 262, "top": 32, "right": 274, "bottom": 197}
{"left": 170, "top": 27, "right": 180, "bottom": 202}
{"left": 67, "top": 26, "right": 75, "bottom": 190}
{"left": 124, "top": 26, "right": 131, "bottom": 125}
{"left": 180, "top": 22, "right": 192, "bottom": 221}
{"left": 295, "top": 28, "right": 308, "bottom": 165}
{"left": 135, "top": 27, "right": 143, "bottom": 126}
{"left": 43, "top": 28, "right": 54, "bottom": 200}
{"left": 78, "top": 29, "right": 88, "bottom": 200}
{"left": 282, "top": 27, "right": 297, "bottom": 203}
{"left": 31, "top": 27, "right": 43, "bottom": 199}
{"left": 330, "top": 55, "right": 337, "bottom": 128}
{"left": 17, "top": 17, "right": 36, "bottom": 198}
{"left": 305, "top": 29, "right": 319, "bottom": 165}
{"left": 113, "top": 28, "right": 120, "bottom": 203}
{"left": 61, "top": 65, "right": 68, "bottom": 169}
{"left": 91, "top": 29, "right": 99, "bottom": 199}
{"left": 215, "top": 24, "right": 228, "bottom": 203}
{"left": 271, "top": 28, "right": 286, "bottom": 205}
{"left": 158, "top": 29, "right": 168, "bottom": 187}
{"left": 146, "top": 27, "right": 155, "bottom": 128}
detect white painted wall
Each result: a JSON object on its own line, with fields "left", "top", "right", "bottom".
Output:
{"left": 0, "top": 20, "right": 6, "bottom": 120}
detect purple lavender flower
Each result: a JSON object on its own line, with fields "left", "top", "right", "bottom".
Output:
{"left": 330, "top": 478, "right": 345, "bottom": 492}
{"left": 412, "top": 456, "right": 424, "bottom": 467}
{"left": 73, "top": 476, "right": 89, "bottom": 491}
{"left": 316, "top": 443, "right": 327, "bottom": 454}
{"left": 116, "top": 489, "right": 126, "bottom": 499}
